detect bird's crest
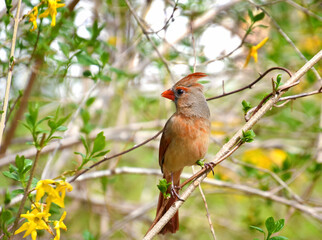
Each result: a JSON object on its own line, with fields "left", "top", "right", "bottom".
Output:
{"left": 174, "top": 72, "right": 207, "bottom": 90}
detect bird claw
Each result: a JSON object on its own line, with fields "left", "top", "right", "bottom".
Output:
{"left": 204, "top": 162, "right": 215, "bottom": 175}
{"left": 171, "top": 185, "right": 184, "bottom": 201}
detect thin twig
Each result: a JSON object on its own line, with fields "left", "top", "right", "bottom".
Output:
{"left": 124, "top": 0, "right": 173, "bottom": 81}
{"left": 192, "top": 166, "right": 217, "bottom": 239}
{"left": 69, "top": 129, "right": 163, "bottom": 182}
{"left": 230, "top": 158, "right": 304, "bottom": 203}
{"left": 0, "top": 0, "right": 22, "bottom": 150}
{"left": 206, "top": 67, "right": 292, "bottom": 101}
{"left": 202, "top": 31, "right": 249, "bottom": 65}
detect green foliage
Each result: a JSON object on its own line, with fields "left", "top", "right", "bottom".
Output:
{"left": 250, "top": 217, "right": 287, "bottom": 240}
{"left": 242, "top": 100, "right": 252, "bottom": 114}
{"left": 241, "top": 130, "right": 256, "bottom": 143}
{"left": 196, "top": 159, "right": 205, "bottom": 167}
{"left": 157, "top": 179, "right": 171, "bottom": 199}
{"left": 2, "top": 155, "right": 32, "bottom": 185}
{"left": 4, "top": 0, "right": 13, "bottom": 16}
{"left": 83, "top": 230, "right": 97, "bottom": 240}
{"left": 75, "top": 131, "right": 110, "bottom": 170}
{"left": 22, "top": 104, "right": 69, "bottom": 150}
{"left": 274, "top": 74, "right": 283, "bottom": 91}
{"left": 245, "top": 10, "right": 266, "bottom": 35}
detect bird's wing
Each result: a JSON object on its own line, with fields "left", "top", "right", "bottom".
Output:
{"left": 159, "top": 119, "right": 172, "bottom": 173}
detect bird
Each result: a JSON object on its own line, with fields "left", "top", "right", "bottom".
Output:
{"left": 154, "top": 72, "right": 211, "bottom": 234}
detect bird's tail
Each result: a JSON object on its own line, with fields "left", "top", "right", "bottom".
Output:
{"left": 155, "top": 170, "right": 181, "bottom": 234}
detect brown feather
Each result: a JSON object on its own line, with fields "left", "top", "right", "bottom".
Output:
{"left": 174, "top": 72, "right": 208, "bottom": 90}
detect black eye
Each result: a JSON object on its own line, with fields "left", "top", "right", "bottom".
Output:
{"left": 176, "top": 89, "right": 184, "bottom": 95}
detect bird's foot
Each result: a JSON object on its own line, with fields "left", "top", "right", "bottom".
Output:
{"left": 204, "top": 162, "right": 216, "bottom": 175}
{"left": 171, "top": 185, "right": 184, "bottom": 201}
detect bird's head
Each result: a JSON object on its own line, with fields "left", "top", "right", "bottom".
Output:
{"left": 161, "top": 72, "right": 209, "bottom": 117}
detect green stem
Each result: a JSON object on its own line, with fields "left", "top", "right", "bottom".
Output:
{"left": 10, "top": 134, "right": 46, "bottom": 238}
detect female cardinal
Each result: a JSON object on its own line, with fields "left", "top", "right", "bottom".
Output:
{"left": 155, "top": 72, "right": 211, "bottom": 234}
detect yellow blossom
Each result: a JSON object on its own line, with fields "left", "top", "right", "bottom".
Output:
{"left": 242, "top": 148, "right": 287, "bottom": 169}
{"left": 43, "top": 180, "right": 72, "bottom": 208}
{"left": 35, "top": 179, "right": 56, "bottom": 202}
{"left": 28, "top": 7, "right": 38, "bottom": 31}
{"left": 243, "top": 37, "right": 269, "bottom": 68}
{"left": 39, "top": 0, "right": 65, "bottom": 27}
{"left": 53, "top": 211, "right": 67, "bottom": 240}
{"left": 15, "top": 208, "right": 51, "bottom": 240}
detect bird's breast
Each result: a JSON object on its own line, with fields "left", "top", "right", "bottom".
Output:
{"left": 163, "top": 115, "right": 210, "bottom": 173}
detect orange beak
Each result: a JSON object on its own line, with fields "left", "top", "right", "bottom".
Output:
{"left": 161, "top": 89, "right": 175, "bottom": 101}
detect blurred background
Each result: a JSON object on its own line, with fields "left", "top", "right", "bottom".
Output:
{"left": 0, "top": 0, "right": 321, "bottom": 239}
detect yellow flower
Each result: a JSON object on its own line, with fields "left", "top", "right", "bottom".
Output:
{"left": 15, "top": 208, "right": 51, "bottom": 240}
{"left": 53, "top": 181, "right": 73, "bottom": 208}
{"left": 39, "top": 0, "right": 65, "bottom": 27}
{"left": 242, "top": 148, "right": 287, "bottom": 169}
{"left": 243, "top": 37, "right": 269, "bottom": 68}
{"left": 35, "top": 179, "right": 56, "bottom": 202}
{"left": 53, "top": 211, "right": 67, "bottom": 240}
{"left": 28, "top": 7, "right": 38, "bottom": 31}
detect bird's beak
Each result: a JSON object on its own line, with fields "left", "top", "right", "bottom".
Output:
{"left": 161, "top": 89, "right": 175, "bottom": 101}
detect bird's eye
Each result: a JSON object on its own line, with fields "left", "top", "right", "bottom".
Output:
{"left": 176, "top": 89, "right": 184, "bottom": 95}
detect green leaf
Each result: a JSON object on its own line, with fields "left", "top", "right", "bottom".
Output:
{"left": 83, "top": 70, "right": 92, "bottom": 77}
{"left": 74, "top": 151, "right": 87, "bottom": 159}
{"left": 99, "top": 74, "right": 111, "bottom": 82}
{"left": 270, "top": 237, "right": 288, "bottom": 240}
{"left": 254, "top": 12, "right": 265, "bottom": 22}
{"left": 265, "top": 217, "right": 276, "bottom": 234}
{"left": 80, "top": 136, "right": 89, "bottom": 155}
{"left": 4, "top": 0, "right": 13, "bottom": 15}
{"left": 2, "top": 171, "right": 19, "bottom": 181}
{"left": 83, "top": 230, "right": 96, "bottom": 240}
{"left": 273, "top": 219, "right": 285, "bottom": 233}
{"left": 1, "top": 210, "right": 12, "bottom": 223}
{"left": 248, "top": 9, "right": 254, "bottom": 21}
{"left": 11, "top": 188, "right": 24, "bottom": 196}
{"left": 196, "top": 159, "right": 204, "bottom": 167}
{"left": 241, "top": 130, "right": 256, "bottom": 143}
{"left": 92, "top": 132, "right": 106, "bottom": 154}
{"left": 76, "top": 53, "right": 99, "bottom": 66}
{"left": 15, "top": 155, "right": 25, "bottom": 172}
{"left": 56, "top": 126, "right": 68, "bottom": 132}
{"left": 92, "top": 150, "right": 110, "bottom": 158}
{"left": 100, "top": 52, "right": 109, "bottom": 66}
{"left": 86, "top": 97, "right": 96, "bottom": 107}
{"left": 242, "top": 100, "right": 252, "bottom": 114}
{"left": 250, "top": 226, "right": 265, "bottom": 234}
{"left": 274, "top": 74, "right": 283, "bottom": 90}
{"left": 157, "top": 179, "right": 171, "bottom": 198}
{"left": 58, "top": 42, "right": 70, "bottom": 57}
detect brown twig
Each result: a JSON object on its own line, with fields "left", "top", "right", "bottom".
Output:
{"left": 69, "top": 129, "right": 163, "bottom": 183}
{"left": 124, "top": 0, "right": 173, "bottom": 81}
{"left": 206, "top": 67, "right": 292, "bottom": 101}
{"left": 143, "top": 0, "right": 179, "bottom": 34}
